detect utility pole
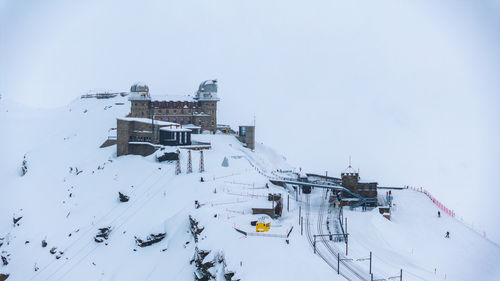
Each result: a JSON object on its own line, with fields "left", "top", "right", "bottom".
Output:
{"left": 301, "top": 217, "right": 303, "bottom": 236}
{"left": 175, "top": 159, "right": 181, "bottom": 175}
{"left": 187, "top": 150, "right": 192, "bottom": 173}
{"left": 345, "top": 217, "right": 348, "bottom": 256}
{"left": 337, "top": 253, "right": 340, "bottom": 274}
{"left": 150, "top": 101, "right": 154, "bottom": 138}
{"left": 287, "top": 194, "right": 289, "bottom": 212}
{"left": 357, "top": 252, "right": 372, "bottom": 275}
{"left": 199, "top": 150, "right": 205, "bottom": 172}
{"left": 313, "top": 235, "right": 316, "bottom": 254}
{"left": 370, "top": 251, "right": 372, "bottom": 274}
{"left": 338, "top": 253, "right": 353, "bottom": 275}
{"left": 299, "top": 206, "right": 301, "bottom": 223}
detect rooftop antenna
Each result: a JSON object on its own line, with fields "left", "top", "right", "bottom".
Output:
{"left": 348, "top": 156, "right": 352, "bottom": 169}
{"left": 253, "top": 113, "right": 256, "bottom": 127}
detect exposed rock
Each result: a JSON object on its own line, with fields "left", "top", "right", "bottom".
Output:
{"left": 118, "top": 192, "right": 129, "bottom": 203}
{"left": 20, "top": 155, "right": 28, "bottom": 176}
{"left": 191, "top": 247, "right": 214, "bottom": 281}
{"left": 0, "top": 273, "right": 9, "bottom": 281}
{"left": 94, "top": 227, "right": 111, "bottom": 243}
{"left": 49, "top": 247, "right": 57, "bottom": 255}
{"left": 1, "top": 256, "right": 7, "bottom": 266}
{"left": 41, "top": 240, "right": 47, "bottom": 248}
{"left": 189, "top": 216, "right": 205, "bottom": 243}
{"left": 224, "top": 272, "right": 239, "bottom": 281}
{"left": 134, "top": 233, "right": 166, "bottom": 247}
{"left": 12, "top": 216, "right": 22, "bottom": 226}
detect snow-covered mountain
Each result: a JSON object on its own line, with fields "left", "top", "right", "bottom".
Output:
{"left": 1, "top": 96, "right": 499, "bottom": 281}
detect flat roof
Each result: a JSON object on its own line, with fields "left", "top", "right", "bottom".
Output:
{"left": 150, "top": 94, "right": 195, "bottom": 102}
{"left": 118, "top": 117, "right": 179, "bottom": 127}
{"left": 183, "top": 124, "right": 201, "bottom": 129}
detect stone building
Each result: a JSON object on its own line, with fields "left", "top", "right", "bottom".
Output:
{"left": 127, "top": 80, "right": 219, "bottom": 133}
{"left": 116, "top": 117, "right": 192, "bottom": 156}
{"left": 340, "top": 165, "right": 378, "bottom": 201}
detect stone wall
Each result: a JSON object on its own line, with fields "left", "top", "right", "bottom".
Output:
{"left": 129, "top": 99, "right": 217, "bottom": 133}
{"left": 130, "top": 100, "right": 150, "bottom": 118}
{"left": 117, "top": 119, "right": 132, "bottom": 156}
{"left": 117, "top": 119, "right": 156, "bottom": 156}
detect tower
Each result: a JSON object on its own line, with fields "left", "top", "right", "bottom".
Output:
{"left": 341, "top": 157, "right": 359, "bottom": 190}
{"left": 199, "top": 150, "right": 205, "bottom": 173}
{"left": 175, "top": 159, "right": 182, "bottom": 175}
{"left": 194, "top": 80, "right": 220, "bottom": 132}
{"left": 187, "top": 150, "right": 193, "bottom": 173}
{"left": 128, "top": 83, "right": 151, "bottom": 118}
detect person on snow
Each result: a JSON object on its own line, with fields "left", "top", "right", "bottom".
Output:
{"left": 438, "top": 211, "right": 441, "bottom": 218}
{"left": 445, "top": 231, "right": 450, "bottom": 238}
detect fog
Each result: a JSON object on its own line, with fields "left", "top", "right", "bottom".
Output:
{"left": 1, "top": 0, "right": 500, "bottom": 243}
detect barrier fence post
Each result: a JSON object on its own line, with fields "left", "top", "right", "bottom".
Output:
{"left": 400, "top": 269, "right": 403, "bottom": 281}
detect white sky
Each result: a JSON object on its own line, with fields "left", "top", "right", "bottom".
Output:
{"left": 1, "top": 0, "right": 500, "bottom": 243}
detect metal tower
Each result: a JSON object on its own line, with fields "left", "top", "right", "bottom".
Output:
{"left": 199, "top": 150, "right": 205, "bottom": 173}
{"left": 187, "top": 150, "right": 193, "bottom": 174}
{"left": 175, "top": 159, "right": 182, "bottom": 175}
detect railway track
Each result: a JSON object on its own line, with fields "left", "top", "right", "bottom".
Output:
{"left": 316, "top": 194, "right": 369, "bottom": 281}
{"left": 304, "top": 194, "right": 368, "bottom": 281}
{"left": 304, "top": 195, "right": 354, "bottom": 281}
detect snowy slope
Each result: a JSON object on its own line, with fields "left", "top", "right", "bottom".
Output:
{"left": 1, "top": 97, "right": 499, "bottom": 281}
